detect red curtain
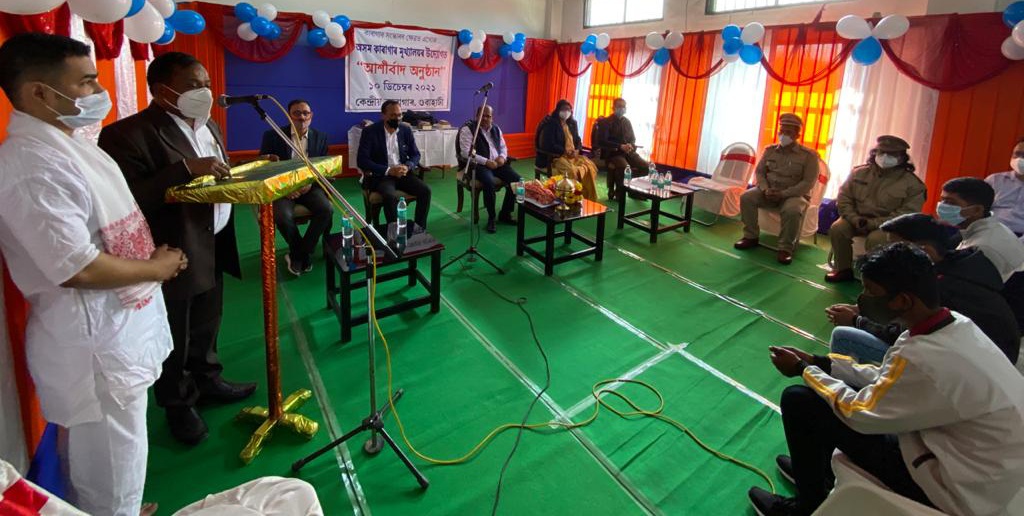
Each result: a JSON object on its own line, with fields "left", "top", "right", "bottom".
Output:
{"left": 556, "top": 42, "right": 592, "bottom": 78}
{"left": 0, "top": 4, "right": 70, "bottom": 37}
{"left": 517, "top": 38, "right": 558, "bottom": 74}
{"left": 651, "top": 32, "right": 719, "bottom": 170}
{"left": 525, "top": 49, "right": 578, "bottom": 134}
{"left": 83, "top": 21, "right": 124, "bottom": 60}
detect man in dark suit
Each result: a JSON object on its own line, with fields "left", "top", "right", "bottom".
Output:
{"left": 98, "top": 52, "right": 259, "bottom": 446}
{"left": 357, "top": 99, "right": 431, "bottom": 228}
{"left": 259, "top": 99, "right": 333, "bottom": 275}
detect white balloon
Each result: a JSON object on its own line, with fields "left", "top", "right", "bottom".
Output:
{"left": 664, "top": 31, "right": 684, "bottom": 49}
{"left": 311, "top": 10, "right": 330, "bottom": 29}
{"left": 836, "top": 15, "right": 872, "bottom": 39}
{"left": 1015, "top": 21, "right": 1024, "bottom": 48}
{"left": 148, "top": 0, "right": 175, "bottom": 19}
{"left": 503, "top": 31, "right": 516, "bottom": 44}
{"left": 0, "top": 0, "right": 65, "bottom": 15}
{"left": 740, "top": 22, "right": 764, "bottom": 45}
{"left": 237, "top": 22, "right": 258, "bottom": 41}
{"left": 645, "top": 32, "right": 664, "bottom": 50}
{"left": 457, "top": 44, "right": 472, "bottom": 59}
{"left": 124, "top": 3, "right": 165, "bottom": 43}
{"left": 723, "top": 52, "right": 740, "bottom": 63}
{"left": 872, "top": 14, "right": 909, "bottom": 40}
{"left": 67, "top": 0, "right": 133, "bottom": 23}
{"left": 329, "top": 34, "right": 346, "bottom": 48}
{"left": 469, "top": 38, "right": 484, "bottom": 53}
{"left": 596, "top": 32, "right": 611, "bottom": 49}
{"left": 512, "top": 50, "right": 525, "bottom": 61}
{"left": 325, "top": 22, "right": 345, "bottom": 40}
{"left": 1002, "top": 37, "right": 1024, "bottom": 60}
{"left": 475, "top": 29, "right": 486, "bottom": 43}
{"left": 257, "top": 2, "right": 277, "bottom": 21}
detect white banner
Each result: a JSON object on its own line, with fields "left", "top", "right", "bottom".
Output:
{"left": 346, "top": 27, "right": 455, "bottom": 113}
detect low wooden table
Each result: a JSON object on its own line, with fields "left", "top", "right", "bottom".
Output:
{"left": 618, "top": 178, "right": 699, "bottom": 243}
{"left": 517, "top": 198, "right": 607, "bottom": 276}
{"left": 325, "top": 223, "right": 443, "bottom": 343}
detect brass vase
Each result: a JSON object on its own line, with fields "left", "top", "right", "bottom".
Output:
{"left": 555, "top": 175, "right": 576, "bottom": 211}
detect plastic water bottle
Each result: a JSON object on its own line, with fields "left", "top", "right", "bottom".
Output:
{"left": 648, "top": 164, "right": 658, "bottom": 188}
{"left": 396, "top": 196, "right": 408, "bottom": 228}
{"left": 662, "top": 171, "right": 672, "bottom": 189}
{"left": 515, "top": 181, "right": 525, "bottom": 203}
{"left": 624, "top": 165, "right": 632, "bottom": 186}
{"left": 341, "top": 216, "right": 353, "bottom": 247}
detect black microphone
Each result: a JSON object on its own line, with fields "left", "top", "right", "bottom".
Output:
{"left": 474, "top": 82, "right": 494, "bottom": 95}
{"left": 216, "top": 94, "right": 268, "bottom": 108}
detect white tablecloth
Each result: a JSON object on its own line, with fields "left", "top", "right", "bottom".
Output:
{"left": 347, "top": 125, "right": 459, "bottom": 172}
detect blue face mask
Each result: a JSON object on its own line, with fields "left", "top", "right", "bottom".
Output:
{"left": 43, "top": 84, "right": 111, "bottom": 129}
{"left": 935, "top": 201, "right": 966, "bottom": 226}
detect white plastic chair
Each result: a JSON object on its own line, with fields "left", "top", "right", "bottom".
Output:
{"left": 813, "top": 451, "right": 946, "bottom": 516}
{"left": 691, "top": 142, "right": 757, "bottom": 225}
{"left": 758, "top": 156, "right": 831, "bottom": 249}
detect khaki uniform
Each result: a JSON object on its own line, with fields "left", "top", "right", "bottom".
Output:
{"left": 830, "top": 163, "right": 926, "bottom": 270}
{"left": 740, "top": 142, "right": 820, "bottom": 251}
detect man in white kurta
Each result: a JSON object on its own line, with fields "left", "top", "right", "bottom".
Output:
{"left": 0, "top": 33, "right": 186, "bottom": 516}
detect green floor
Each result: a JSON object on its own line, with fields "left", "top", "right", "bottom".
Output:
{"left": 142, "top": 163, "right": 863, "bottom": 515}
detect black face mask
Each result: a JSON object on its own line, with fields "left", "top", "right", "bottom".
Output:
{"left": 857, "top": 292, "right": 902, "bottom": 323}
{"left": 386, "top": 119, "right": 400, "bottom": 129}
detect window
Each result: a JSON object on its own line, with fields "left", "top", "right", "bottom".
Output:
{"left": 573, "top": 67, "right": 592, "bottom": 136}
{"left": 619, "top": 65, "right": 662, "bottom": 161}
{"left": 695, "top": 49, "right": 768, "bottom": 175}
{"left": 586, "top": 0, "right": 663, "bottom": 27}
{"left": 707, "top": 0, "right": 834, "bottom": 15}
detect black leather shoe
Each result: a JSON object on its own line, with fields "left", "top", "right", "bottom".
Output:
{"left": 734, "top": 237, "right": 759, "bottom": 250}
{"left": 485, "top": 219, "right": 497, "bottom": 233}
{"left": 825, "top": 269, "right": 855, "bottom": 283}
{"left": 197, "top": 377, "right": 258, "bottom": 405}
{"left": 166, "top": 407, "right": 208, "bottom": 446}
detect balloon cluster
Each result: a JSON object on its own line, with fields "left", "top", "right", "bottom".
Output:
{"left": 498, "top": 32, "right": 526, "bottom": 61}
{"left": 307, "top": 10, "right": 350, "bottom": 48}
{"left": 644, "top": 31, "right": 683, "bottom": 66}
{"left": 581, "top": 32, "right": 610, "bottom": 63}
{"left": 457, "top": 29, "right": 487, "bottom": 59}
{"left": 235, "top": 2, "right": 282, "bottom": 41}
{"left": 721, "top": 23, "right": 763, "bottom": 65}
{"left": 1002, "top": 1, "right": 1024, "bottom": 60}
{"left": 836, "top": 14, "right": 909, "bottom": 66}
{"left": 0, "top": 0, "right": 202, "bottom": 44}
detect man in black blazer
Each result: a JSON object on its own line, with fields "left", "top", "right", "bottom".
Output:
{"left": 357, "top": 100, "right": 431, "bottom": 228}
{"left": 259, "top": 99, "right": 333, "bottom": 275}
{"left": 98, "top": 52, "right": 260, "bottom": 446}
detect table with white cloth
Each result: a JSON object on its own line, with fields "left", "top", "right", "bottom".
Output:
{"left": 347, "top": 124, "right": 459, "bottom": 176}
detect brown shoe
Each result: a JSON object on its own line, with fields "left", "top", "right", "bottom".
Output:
{"left": 825, "top": 269, "right": 855, "bottom": 283}
{"left": 777, "top": 250, "right": 793, "bottom": 265}
{"left": 141, "top": 503, "right": 159, "bottom": 516}
{"left": 734, "top": 238, "right": 759, "bottom": 250}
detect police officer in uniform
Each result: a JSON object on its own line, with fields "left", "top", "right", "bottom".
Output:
{"left": 734, "top": 113, "right": 820, "bottom": 264}
{"left": 826, "top": 135, "right": 926, "bottom": 283}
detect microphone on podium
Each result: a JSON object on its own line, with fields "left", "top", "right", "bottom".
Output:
{"left": 474, "top": 82, "right": 494, "bottom": 95}
{"left": 216, "top": 94, "right": 269, "bottom": 108}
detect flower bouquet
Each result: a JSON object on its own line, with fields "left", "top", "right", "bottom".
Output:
{"left": 543, "top": 174, "right": 584, "bottom": 210}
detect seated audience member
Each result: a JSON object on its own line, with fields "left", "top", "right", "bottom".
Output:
{"left": 536, "top": 99, "right": 598, "bottom": 200}
{"left": 985, "top": 136, "right": 1024, "bottom": 236}
{"left": 734, "top": 113, "right": 820, "bottom": 265}
{"left": 259, "top": 99, "right": 332, "bottom": 275}
{"left": 356, "top": 99, "right": 431, "bottom": 228}
{"left": 458, "top": 105, "right": 521, "bottom": 233}
{"left": 596, "top": 97, "right": 649, "bottom": 201}
{"left": 826, "top": 135, "right": 926, "bottom": 283}
{"left": 938, "top": 177, "right": 1024, "bottom": 282}
{"left": 826, "top": 213, "right": 1019, "bottom": 365}
{"left": 751, "top": 242, "right": 1024, "bottom": 516}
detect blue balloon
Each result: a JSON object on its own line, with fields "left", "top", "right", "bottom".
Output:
{"left": 155, "top": 24, "right": 175, "bottom": 45}
{"left": 234, "top": 2, "right": 257, "bottom": 23}
{"left": 266, "top": 22, "right": 282, "bottom": 40}
{"left": 739, "top": 44, "right": 763, "bottom": 65}
{"left": 126, "top": 0, "right": 146, "bottom": 18}
{"left": 498, "top": 45, "right": 511, "bottom": 57}
{"left": 307, "top": 27, "right": 328, "bottom": 47}
{"left": 249, "top": 16, "right": 272, "bottom": 36}
{"left": 581, "top": 41, "right": 594, "bottom": 54}
{"left": 653, "top": 47, "right": 670, "bottom": 66}
{"left": 458, "top": 29, "right": 473, "bottom": 44}
{"left": 515, "top": 32, "right": 526, "bottom": 42}
{"left": 471, "top": 51, "right": 484, "bottom": 59}
{"left": 585, "top": 34, "right": 598, "bottom": 45}
{"left": 169, "top": 10, "right": 205, "bottom": 35}
{"left": 851, "top": 36, "right": 883, "bottom": 65}
{"left": 722, "top": 24, "right": 741, "bottom": 40}
{"left": 595, "top": 48, "right": 609, "bottom": 62}
{"left": 332, "top": 15, "right": 351, "bottom": 31}
{"left": 1005, "top": 1, "right": 1024, "bottom": 28}
{"left": 723, "top": 36, "right": 743, "bottom": 55}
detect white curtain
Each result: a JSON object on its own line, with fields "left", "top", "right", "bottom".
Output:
{"left": 620, "top": 64, "right": 662, "bottom": 161}
{"left": 573, "top": 67, "right": 592, "bottom": 135}
{"left": 696, "top": 46, "right": 769, "bottom": 175}
{"left": 826, "top": 58, "right": 939, "bottom": 198}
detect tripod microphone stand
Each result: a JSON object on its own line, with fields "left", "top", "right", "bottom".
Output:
{"left": 441, "top": 90, "right": 504, "bottom": 274}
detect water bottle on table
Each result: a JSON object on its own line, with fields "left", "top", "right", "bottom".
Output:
{"left": 648, "top": 163, "right": 658, "bottom": 189}
{"left": 342, "top": 216, "right": 353, "bottom": 246}
{"left": 624, "top": 165, "right": 632, "bottom": 188}
{"left": 396, "top": 196, "right": 408, "bottom": 229}
{"left": 515, "top": 181, "right": 525, "bottom": 203}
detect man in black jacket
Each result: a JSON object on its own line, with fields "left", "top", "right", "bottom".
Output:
{"left": 357, "top": 100, "right": 431, "bottom": 228}
{"left": 259, "top": 99, "right": 333, "bottom": 275}
{"left": 595, "top": 98, "right": 649, "bottom": 201}
{"left": 825, "top": 213, "right": 1020, "bottom": 365}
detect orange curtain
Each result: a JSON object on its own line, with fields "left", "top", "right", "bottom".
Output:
{"left": 96, "top": 59, "right": 119, "bottom": 125}
{"left": 924, "top": 62, "right": 1024, "bottom": 210}
{"left": 525, "top": 44, "right": 578, "bottom": 133}
{"left": 650, "top": 33, "right": 718, "bottom": 170}
{"left": 582, "top": 39, "right": 629, "bottom": 147}
{"left": 759, "top": 26, "right": 847, "bottom": 160}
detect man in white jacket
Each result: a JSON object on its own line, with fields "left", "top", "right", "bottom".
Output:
{"left": 0, "top": 34, "right": 186, "bottom": 515}
{"left": 750, "top": 242, "right": 1024, "bottom": 516}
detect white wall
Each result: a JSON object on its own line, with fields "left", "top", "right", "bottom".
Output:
{"left": 199, "top": 0, "right": 551, "bottom": 38}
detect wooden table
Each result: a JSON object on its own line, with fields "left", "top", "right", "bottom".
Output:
{"left": 517, "top": 198, "right": 607, "bottom": 276}
{"left": 617, "top": 178, "right": 699, "bottom": 243}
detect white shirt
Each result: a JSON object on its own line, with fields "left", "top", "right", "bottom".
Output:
{"left": 986, "top": 171, "right": 1024, "bottom": 235}
{"left": 290, "top": 131, "right": 308, "bottom": 159}
{"left": 385, "top": 128, "right": 401, "bottom": 167}
{"left": 168, "top": 114, "right": 231, "bottom": 234}
{"left": 458, "top": 125, "right": 507, "bottom": 165}
{"left": 0, "top": 114, "right": 172, "bottom": 426}
{"left": 959, "top": 217, "right": 1024, "bottom": 282}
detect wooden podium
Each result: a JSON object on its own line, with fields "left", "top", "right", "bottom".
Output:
{"left": 166, "top": 155, "right": 343, "bottom": 463}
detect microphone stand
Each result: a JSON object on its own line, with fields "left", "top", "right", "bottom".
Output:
{"left": 441, "top": 89, "right": 504, "bottom": 273}
{"left": 234, "top": 98, "right": 427, "bottom": 488}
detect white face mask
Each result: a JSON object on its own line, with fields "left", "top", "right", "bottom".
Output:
{"left": 166, "top": 86, "right": 213, "bottom": 121}
{"left": 1011, "top": 158, "right": 1024, "bottom": 176}
{"left": 559, "top": 110, "right": 571, "bottom": 120}
{"left": 876, "top": 153, "right": 900, "bottom": 169}
{"left": 779, "top": 134, "right": 794, "bottom": 147}
{"left": 43, "top": 85, "right": 111, "bottom": 129}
